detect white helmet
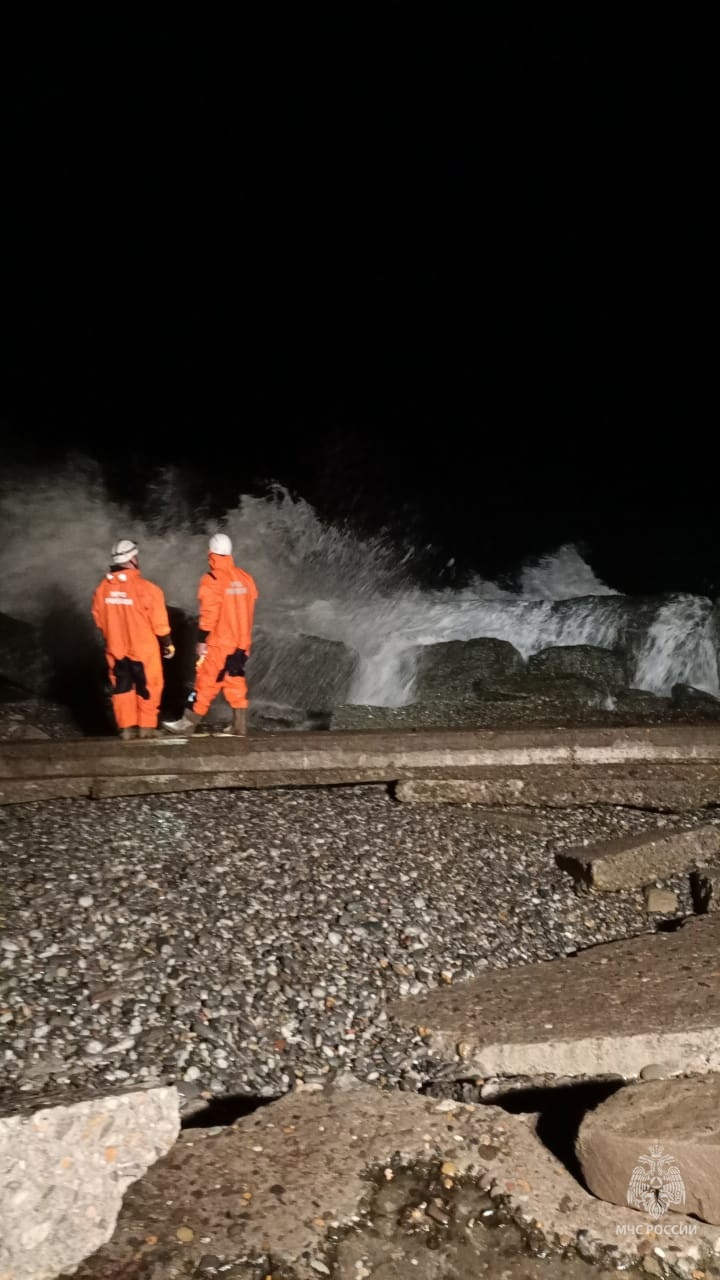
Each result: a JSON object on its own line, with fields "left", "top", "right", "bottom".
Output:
{"left": 111, "top": 538, "right": 139, "bottom": 565}
{"left": 209, "top": 533, "right": 232, "bottom": 556}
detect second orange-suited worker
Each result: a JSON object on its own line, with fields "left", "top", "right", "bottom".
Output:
{"left": 91, "top": 539, "right": 175, "bottom": 739}
{"left": 162, "top": 532, "right": 258, "bottom": 736}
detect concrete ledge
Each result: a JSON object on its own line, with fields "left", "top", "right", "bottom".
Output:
{"left": 395, "top": 765, "right": 720, "bottom": 811}
{"left": 5, "top": 725, "right": 720, "bottom": 805}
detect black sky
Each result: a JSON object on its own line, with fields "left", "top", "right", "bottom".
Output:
{"left": 0, "top": 16, "right": 715, "bottom": 591}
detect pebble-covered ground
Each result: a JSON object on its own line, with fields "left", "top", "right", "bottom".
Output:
{"left": 0, "top": 781, "right": 704, "bottom": 1110}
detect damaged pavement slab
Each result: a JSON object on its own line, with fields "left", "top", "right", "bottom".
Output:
{"left": 577, "top": 1073, "right": 720, "bottom": 1227}
{"left": 65, "top": 1081, "right": 720, "bottom": 1279}
{"left": 555, "top": 821, "right": 720, "bottom": 891}
{"left": 0, "top": 1083, "right": 179, "bottom": 1280}
{"left": 394, "top": 765, "right": 720, "bottom": 812}
{"left": 389, "top": 915, "right": 720, "bottom": 1080}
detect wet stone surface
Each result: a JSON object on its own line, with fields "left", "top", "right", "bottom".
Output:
{"left": 62, "top": 1155, "right": 648, "bottom": 1280}
{"left": 329, "top": 1163, "right": 647, "bottom": 1280}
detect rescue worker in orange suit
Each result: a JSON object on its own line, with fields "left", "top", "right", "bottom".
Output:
{"left": 91, "top": 539, "right": 175, "bottom": 740}
{"left": 162, "top": 533, "right": 257, "bottom": 737}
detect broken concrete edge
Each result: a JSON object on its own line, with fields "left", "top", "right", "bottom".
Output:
{"left": 0, "top": 1075, "right": 171, "bottom": 1120}
{"left": 554, "top": 823, "right": 720, "bottom": 892}
{"left": 8, "top": 764, "right": 720, "bottom": 809}
{"left": 354, "top": 1102, "right": 720, "bottom": 1278}
{"left": 71, "top": 1080, "right": 720, "bottom": 1280}
{"left": 576, "top": 1075, "right": 720, "bottom": 1231}
{"left": 394, "top": 773, "right": 720, "bottom": 812}
{"left": 388, "top": 917, "right": 720, "bottom": 1095}
{"left": 0, "top": 1084, "right": 180, "bottom": 1280}
{"left": 419, "top": 1030, "right": 720, "bottom": 1085}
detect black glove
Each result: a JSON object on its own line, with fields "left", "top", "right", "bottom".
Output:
{"left": 226, "top": 648, "right": 248, "bottom": 677}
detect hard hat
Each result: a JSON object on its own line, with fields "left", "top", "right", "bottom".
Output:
{"left": 209, "top": 533, "right": 232, "bottom": 555}
{"left": 111, "top": 538, "right": 139, "bottom": 565}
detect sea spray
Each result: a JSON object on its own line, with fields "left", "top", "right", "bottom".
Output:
{"left": 1, "top": 459, "right": 717, "bottom": 706}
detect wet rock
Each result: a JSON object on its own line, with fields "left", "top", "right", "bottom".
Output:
{"left": 0, "top": 721, "right": 50, "bottom": 741}
{"left": 477, "top": 672, "right": 607, "bottom": 705}
{"left": 415, "top": 637, "right": 526, "bottom": 701}
{"left": 672, "top": 683, "right": 720, "bottom": 710}
{"left": 0, "top": 612, "right": 52, "bottom": 696}
{"left": 246, "top": 629, "right": 358, "bottom": 716}
{"left": 528, "top": 644, "right": 630, "bottom": 691}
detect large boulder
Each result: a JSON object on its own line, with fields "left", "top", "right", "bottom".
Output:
{"left": 671, "top": 683, "right": 720, "bottom": 712}
{"left": 414, "top": 638, "right": 525, "bottom": 702}
{"left": 473, "top": 672, "right": 606, "bottom": 705}
{"left": 0, "top": 674, "right": 34, "bottom": 703}
{"left": 549, "top": 593, "right": 720, "bottom": 695}
{"left": 576, "top": 1075, "right": 720, "bottom": 1225}
{"left": 0, "top": 1084, "right": 179, "bottom": 1280}
{"left": 528, "top": 644, "right": 630, "bottom": 691}
{"left": 0, "top": 612, "right": 52, "bottom": 696}
{"left": 246, "top": 627, "right": 358, "bottom": 716}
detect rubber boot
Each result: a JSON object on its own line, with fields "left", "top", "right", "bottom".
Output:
{"left": 217, "top": 706, "right": 247, "bottom": 736}
{"left": 137, "top": 727, "right": 159, "bottom": 739}
{"left": 161, "top": 708, "right": 203, "bottom": 736}
{"left": 119, "top": 726, "right": 138, "bottom": 740}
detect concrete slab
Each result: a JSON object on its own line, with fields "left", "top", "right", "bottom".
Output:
{"left": 3, "top": 724, "right": 720, "bottom": 777}
{"left": 395, "top": 764, "right": 720, "bottom": 811}
{"left": 556, "top": 823, "right": 720, "bottom": 891}
{"left": 0, "top": 1084, "right": 179, "bottom": 1280}
{"left": 66, "top": 1082, "right": 720, "bottom": 1279}
{"left": 389, "top": 916, "right": 720, "bottom": 1080}
{"left": 0, "top": 777, "right": 93, "bottom": 804}
{"left": 577, "top": 1074, "right": 720, "bottom": 1226}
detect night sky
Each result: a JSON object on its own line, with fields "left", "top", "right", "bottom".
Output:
{"left": 0, "top": 17, "right": 714, "bottom": 592}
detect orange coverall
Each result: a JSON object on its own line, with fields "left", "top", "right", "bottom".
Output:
{"left": 192, "top": 552, "right": 258, "bottom": 716}
{"left": 91, "top": 566, "right": 171, "bottom": 730}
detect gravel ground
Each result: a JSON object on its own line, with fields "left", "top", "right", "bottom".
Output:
{"left": 0, "top": 783, "right": 706, "bottom": 1109}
